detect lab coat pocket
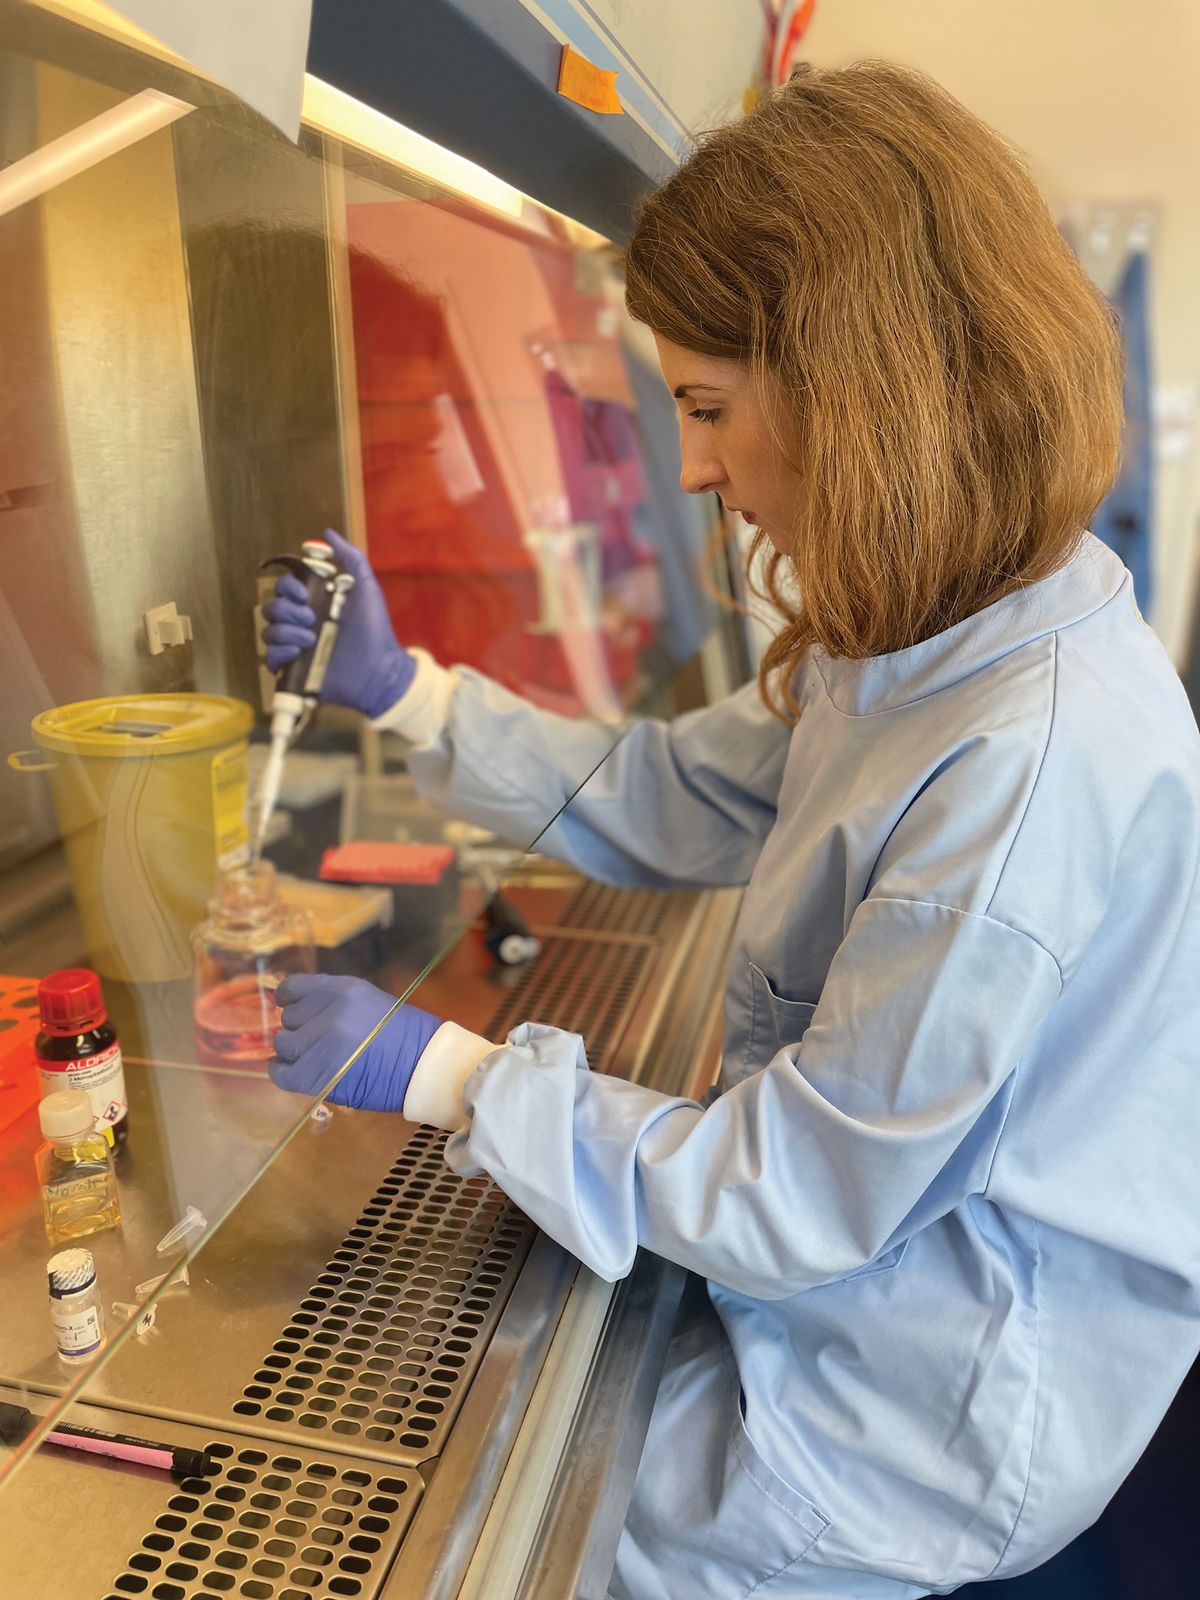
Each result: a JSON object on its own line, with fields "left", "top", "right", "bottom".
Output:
{"left": 838, "top": 1237, "right": 910, "bottom": 1282}
{"left": 614, "top": 1331, "right": 829, "bottom": 1600}
{"left": 728, "top": 1377, "right": 830, "bottom": 1595}
{"left": 745, "top": 962, "right": 818, "bottom": 1069}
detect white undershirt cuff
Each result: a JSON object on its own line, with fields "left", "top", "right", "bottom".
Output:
{"left": 403, "top": 1021, "right": 494, "bottom": 1131}
{"left": 370, "top": 648, "right": 458, "bottom": 747}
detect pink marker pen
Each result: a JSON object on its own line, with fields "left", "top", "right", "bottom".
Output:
{"left": 0, "top": 1401, "right": 212, "bottom": 1478}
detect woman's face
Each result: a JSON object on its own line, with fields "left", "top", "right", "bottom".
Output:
{"left": 654, "top": 334, "right": 801, "bottom": 552}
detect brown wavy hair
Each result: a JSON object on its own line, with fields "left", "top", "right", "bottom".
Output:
{"left": 624, "top": 62, "right": 1123, "bottom": 716}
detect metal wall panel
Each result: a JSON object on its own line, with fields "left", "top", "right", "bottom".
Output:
{"left": 34, "top": 61, "right": 225, "bottom": 696}
{"left": 174, "top": 112, "right": 347, "bottom": 703}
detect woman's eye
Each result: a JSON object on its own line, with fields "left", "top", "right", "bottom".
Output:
{"left": 689, "top": 407, "right": 721, "bottom": 425}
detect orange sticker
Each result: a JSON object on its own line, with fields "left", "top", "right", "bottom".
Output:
{"left": 557, "top": 45, "right": 623, "bottom": 116}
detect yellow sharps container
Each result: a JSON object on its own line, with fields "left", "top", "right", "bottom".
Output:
{"left": 9, "top": 695, "right": 254, "bottom": 983}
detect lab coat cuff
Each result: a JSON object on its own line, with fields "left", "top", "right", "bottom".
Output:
{"left": 404, "top": 1021, "right": 494, "bottom": 1131}
{"left": 370, "top": 649, "right": 458, "bottom": 747}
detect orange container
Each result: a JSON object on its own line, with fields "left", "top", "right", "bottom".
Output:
{"left": 0, "top": 974, "right": 42, "bottom": 1136}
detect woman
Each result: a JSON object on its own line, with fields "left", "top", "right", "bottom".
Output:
{"left": 264, "top": 64, "right": 1200, "bottom": 1598}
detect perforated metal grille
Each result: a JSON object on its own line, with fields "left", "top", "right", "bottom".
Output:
{"left": 558, "top": 882, "right": 675, "bottom": 940}
{"left": 481, "top": 930, "right": 652, "bottom": 1072}
{"left": 232, "top": 1126, "right": 533, "bottom": 1463}
{"left": 102, "top": 1438, "right": 420, "bottom": 1600}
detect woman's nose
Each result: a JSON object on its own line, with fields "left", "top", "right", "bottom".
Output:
{"left": 679, "top": 441, "right": 726, "bottom": 497}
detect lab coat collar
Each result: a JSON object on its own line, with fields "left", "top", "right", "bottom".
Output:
{"left": 811, "top": 533, "right": 1131, "bottom": 716}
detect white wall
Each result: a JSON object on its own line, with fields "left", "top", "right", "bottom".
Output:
{"left": 799, "top": 0, "right": 1200, "bottom": 667}
{"left": 576, "top": 0, "right": 763, "bottom": 129}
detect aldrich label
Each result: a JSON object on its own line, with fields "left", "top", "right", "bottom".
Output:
{"left": 37, "top": 1041, "right": 127, "bottom": 1133}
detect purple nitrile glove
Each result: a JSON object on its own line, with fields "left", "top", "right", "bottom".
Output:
{"left": 260, "top": 528, "right": 417, "bottom": 719}
{"left": 269, "top": 974, "right": 442, "bottom": 1113}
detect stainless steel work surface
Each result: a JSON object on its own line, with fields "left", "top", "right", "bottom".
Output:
{"left": 0, "top": 879, "right": 736, "bottom": 1599}
{"left": 226, "top": 1125, "right": 531, "bottom": 1463}
{"left": 0, "top": 1387, "right": 423, "bottom": 1600}
{"left": 0, "top": 1056, "right": 320, "bottom": 1397}
{"left": 0, "top": 882, "right": 704, "bottom": 1410}
{"left": 6, "top": 1082, "right": 534, "bottom": 1468}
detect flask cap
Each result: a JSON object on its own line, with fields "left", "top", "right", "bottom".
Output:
{"left": 38, "top": 968, "right": 105, "bottom": 1034}
{"left": 39, "top": 1090, "right": 95, "bottom": 1141}
{"left": 47, "top": 1248, "right": 96, "bottom": 1296}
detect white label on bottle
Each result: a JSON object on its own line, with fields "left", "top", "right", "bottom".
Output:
{"left": 37, "top": 1042, "right": 127, "bottom": 1131}
{"left": 50, "top": 1300, "right": 102, "bottom": 1356}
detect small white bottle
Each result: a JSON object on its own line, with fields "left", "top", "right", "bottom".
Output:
{"left": 47, "top": 1248, "right": 106, "bottom": 1365}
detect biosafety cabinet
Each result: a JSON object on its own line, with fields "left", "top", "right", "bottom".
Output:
{"left": 0, "top": 4, "right": 758, "bottom": 1594}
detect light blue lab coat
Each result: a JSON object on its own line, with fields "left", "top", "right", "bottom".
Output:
{"left": 407, "top": 534, "right": 1200, "bottom": 1597}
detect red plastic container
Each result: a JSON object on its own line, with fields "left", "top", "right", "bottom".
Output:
{"left": 0, "top": 974, "right": 42, "bottom": 1136}
{"left": 319, "top": 842, "right": 455, "bottom": 886}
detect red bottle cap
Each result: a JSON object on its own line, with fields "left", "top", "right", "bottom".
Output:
{"left": 37, "top": 969, "right": 106, "bottom": 1035}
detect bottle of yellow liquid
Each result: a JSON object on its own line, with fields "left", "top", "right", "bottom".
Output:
{"left": 36, "top": 1090, "right": 121, "bottom": 1246}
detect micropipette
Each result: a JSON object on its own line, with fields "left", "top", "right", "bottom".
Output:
{"left": 253, "top": 539, "right": 355, "bottom": 859}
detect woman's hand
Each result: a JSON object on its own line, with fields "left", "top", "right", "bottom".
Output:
{"left": 261, "top": 528, "right": 417, "bottom": 718}
{"left": 269, "top": 973, "right": 442, "bottom": 1113}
